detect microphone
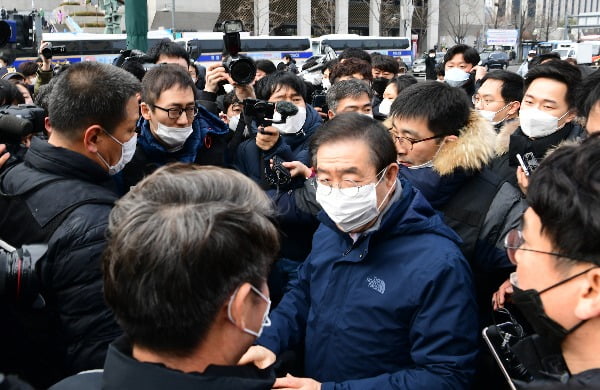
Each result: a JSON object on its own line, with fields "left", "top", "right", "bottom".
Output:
{"left": 275, "top": 101, "right": 299, "bottom": 117}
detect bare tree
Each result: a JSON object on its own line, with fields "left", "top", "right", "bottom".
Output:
{"left": 312, "top": 0, "right": 336, "bottom": 35}
{"left": 444, "top": 0, "right": 484, "bottom": 45}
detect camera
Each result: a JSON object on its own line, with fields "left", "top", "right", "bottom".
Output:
{"left": 0, "top": 240, "right": 46, "bottom": 306}
{"left": 243, "top": 98, "right": 299, "bottom": 129}
{"left": 0, "top": 104, "right": 46, "bottom": 145}
{"left": 221, "top": 20, "right": 256, "bottom": 85}
{"left": 41, "top": 43, "right": 66, "bottom": 60}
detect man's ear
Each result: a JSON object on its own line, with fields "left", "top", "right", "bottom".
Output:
{"left": 227, "top": 283, "right": 254, "bottom": 330}
{"left": 140, "top": 102, "right": 152, "bottom": 120}
{"left": 574, "top": 268, "right": 600, "bottom": 320}
{"left": 564, "top": 109, "right": 577, "bottom": 124}
{"left": 83, "top": 125, "right": 104, "bottom": 154}
{"left": 443, "top": 135, "right": 459, "bottom": 144}
{"left": 508, "top": 101, "right": 521, "bottom": 116}
{"left": 327, "top": 110, "right": 335, "bottom": 120}
{"left": 385, "top": 162, "right": 399, "bottom": 186}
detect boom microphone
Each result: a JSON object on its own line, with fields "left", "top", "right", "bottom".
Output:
{"left": 275, "top": 101, "right": 299, "bottom": 117}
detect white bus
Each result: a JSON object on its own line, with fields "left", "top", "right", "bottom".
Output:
{"left": 311, "top": 34, "right": 412, "bottom": 66}
{"left": 177, "top": 34, "right": 313, "bottom": 68}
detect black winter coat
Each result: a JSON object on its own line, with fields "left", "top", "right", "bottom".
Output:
{"left": 0, "top": 138, "right": 121, "bottom": 388}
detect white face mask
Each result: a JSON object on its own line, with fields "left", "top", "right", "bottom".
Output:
{"left": 272, "top": 106, "right": 307, "bottom": 134}
{"left": 378, "top": 98, "right": 394, "bottom": 116}
{"left": 478, "top": 102, "right": 513, "bottom": 125}
{"left": 360, "top": 112, "right": 374, "bottom": 119}
{"left": 154, "top": 122, "right": 194, "bottom": 152}
{"left": 429, "top": 53, "right": 436, "bottom": 58}
{"left": 316, "top": 168, "right": 395, "bottom": 232}
{"left": 227, "top": 285, "right": 271, "bottom": 338}
{"left": 97, "top": 130, "right": 137, "bottom": 176}
{"left": 229, "top": 114, "right": 241, "bottom": 131}
{"left": 322, "top": 78, "right": 331, "bottom": 90}
{"left": 445, "top": 68, "right": 470, "bottom": 88}
{"left": 519, "top": 108, "right": 569, "bottom": 138}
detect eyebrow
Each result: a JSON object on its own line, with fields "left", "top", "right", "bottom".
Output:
{"left": 523, "top": 94, "right": 557, "bottom": 105}
{"left": 316, "top": 166, "right": 360, "bottom": 175}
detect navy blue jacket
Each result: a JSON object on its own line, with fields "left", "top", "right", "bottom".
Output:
{"left": 120, "top": 105, "right": 229, "bottom": 190}
{"left": 258, "top": 179, "right": 479, "bottom": 389}
{"left": 234, "top": 104, "right": 322, "bottom": 186}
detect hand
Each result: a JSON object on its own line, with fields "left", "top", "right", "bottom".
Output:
{"left": 238, "top": 345, "right": 276, "bottom": 369}
{"left": 473, "top": 65, "right": 487, "bottom": 82}
{"left": 282, "top": 161, "right": 312, "bottom": 179}
{"left": 313, "top": 106, "right": 328, "bottom": 120}
{"left": 38, "top": 41, "right": 52, "bottom": 70}
{"left": 492, "top": 278, "right": 514, "bottom": 310}
{"left": 204, "top": 63, "right": 232, "bottom": 93}
{"left": 516, "top": 166, "right": 529, "bottom": 196}
{"left": 256, "top": 126, "right": 280, "bottom": 151}
{"left": 273, "top": 374, "right": 321, "bottom": 390}
{"left": 0, "top": 144, "right": 10, "bottom": 169}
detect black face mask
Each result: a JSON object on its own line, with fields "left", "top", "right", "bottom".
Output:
{"left": 511, "top": 267, "right": 597, "bottom": 348}
{"left": 371, "top": 77, "right": 390, "bottom": 97}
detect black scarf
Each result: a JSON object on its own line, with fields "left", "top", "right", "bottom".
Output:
{"left": 508, "top": 123, "right": 574, "bottom": 167}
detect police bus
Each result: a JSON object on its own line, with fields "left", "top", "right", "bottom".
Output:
{"left": 311, "top": 34, "right": 412, "bottom": 66}
{"left": 176, "top": 33, "right": 313, "bottom": 69}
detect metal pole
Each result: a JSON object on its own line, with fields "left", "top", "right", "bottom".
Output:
{"left": 564, "top": 13, "right": 569, "bottom": 40}
{"left": 171, "top": 0, "right": 175, "bottom": 37}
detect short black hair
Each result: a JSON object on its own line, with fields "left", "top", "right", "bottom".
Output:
{"left": 148, "top": 39, "right": 190, "bottom": 65}
{"left": 0, "top": 79, "right": 22, "bottom": 105}
{"left": 372, "top": 55, "right": 399, "bottom": 74}
{"left": 141, "top": 64, "right": 197, "bottom": 107}
{"left": 524, "top": 60, "right": 581, "bottom": 109}
{"left": 103, "top": 164, "right": 279, "bottom": 356}
{"left": 576, "top": 69, "right": 600, "bottom": 119}
{"left": 527, "top": 133, "right": 600, "bottom": 267}
{"left": 389, "top": 75, "right": 418, "bottom": 94}
{"left": 323, "top": 59, "right": 339, "bottom": 74}
{"left": 310, "top": 113, "right": 396, "bottom": 172}
{"left": 443, "top": 44, "right": 480, "bottom": 67}
{"left": 390, "top": 81, "right": 471, "bottom": 137}
{"left": 48, "top": 62, "right": 141, "bottom": 140}
{"left": 17, "top": 61, "right": 38, "bottom": 77}
{"left": 326, "top": 79, "right": 373, "bottom": 113}
{"left": 255, "top": 70, "right": 307, "bottom": 102}
{"left": 338, "top": 48, "right": 372, "bottom": 64}
{"left": 528, "top": 52, "right": 561, "bottom": 69}
{"left": 479, "top": 70, "right": 524, "bottom": 103}
{"left": 329, "top": 58, "right": 373, "bottom": 84}
{"left": 223, "top": 90, "right": 241, "bottom": 113}
{"left": 255, "top": 59, "right": 276, "bottom": 75}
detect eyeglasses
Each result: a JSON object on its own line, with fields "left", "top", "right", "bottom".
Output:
{"left": 393, "top": 134, "right": 446, "bottom": 151}
{"left": 152, "top": 104, "right": 198, "bottom": 120}
{"left": 314, "top": 167, "right": 387, "bottom": 197}
{"left": 504, "top": 229, "right": 577, "bottom": 265}
{"left": 472, "top": 95, "right": 507, "bottom": 107}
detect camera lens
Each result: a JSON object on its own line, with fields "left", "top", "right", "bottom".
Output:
{"left": 229, "top": 58, "right": 256, "bottom": 85}
{"left": 41, "top": 47, "right": 52, "bottom": 59}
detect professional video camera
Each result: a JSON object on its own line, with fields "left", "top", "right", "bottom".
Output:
{"left": 40, "top": 43, "right": 66, "bottom": 60}
{"left": 243, "top": 98, "right": 298, "bottom": 128}
{"left": 0, "top": 104, "right": 46, "bottom": 145}
{"left": 221, "top": 20, "right": 256, "bottom": 85}
{"left": 0, "top": 239, "right": 46, "bottom": 306}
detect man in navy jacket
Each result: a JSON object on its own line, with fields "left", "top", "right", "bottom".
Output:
{"left": 240, "top": 113, "right": 479, "bottom": 389}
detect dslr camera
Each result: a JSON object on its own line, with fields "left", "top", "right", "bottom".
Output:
{"left": 221, "top": 20, "right": 256, "bottom": 85}
{"left": 0, "top": 104, "right": 46, "bottom": 145}
{"left": 0, "top": 240, "right": 46, "bottom": 306}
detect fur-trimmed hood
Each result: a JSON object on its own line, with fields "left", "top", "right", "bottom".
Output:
{"left": 494, "top": 118, "right": 520, "bottom": 156}
{"left": 433, "top": 110, "right": 497, "bottom": 176}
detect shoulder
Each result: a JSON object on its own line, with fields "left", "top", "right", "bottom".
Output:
{"left": 49, "top": 370, "right": 103, "bottom": 390}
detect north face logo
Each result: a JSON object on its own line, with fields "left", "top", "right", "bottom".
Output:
{"left": 366, "top": 276, "right": 385, "bottom": 294}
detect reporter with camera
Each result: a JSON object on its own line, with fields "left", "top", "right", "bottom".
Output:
{"left": 0, "top": 62, "right": 140, "bottom": 387}
{"left": 34, "top": 41, "right": 54, "bottom": 95}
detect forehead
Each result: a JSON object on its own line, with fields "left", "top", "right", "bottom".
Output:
{"left": 316, "top": 139, "right": 374, "bottom": 172}
{"left": 478, "top": 79, "right": 504, "bottom": 97}
{"left": 155, "top": 85, "right": 195, "bottom": 104}
{"left": 157, "top": 55, "right": 188, "bottom": 69}
{"left": 271, "top": 85, "right": 301, "bottom": 99}
{"left": 336, "top": 93, "right": 371, "bottom": 108}
{"left": 446, "top": 53, "right": 466, "bottom": 65}
{"left": 392, "top": 115, "right": 433, "bottom": 137}
{"left": 524, "top": 77, "right": 568, "bottom": 105}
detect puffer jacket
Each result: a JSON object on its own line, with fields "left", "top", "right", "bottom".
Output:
{"left": 258, "top": 179, "right": 479, "bottom": 389}
{"left": 0, "top": 138, "right": 121, "bottom": 388}
{"left": 398, "top": 111, "right": 525, "bottom": 272}
{"left": 234, "top": 104, "right": 322, "bottom": 186}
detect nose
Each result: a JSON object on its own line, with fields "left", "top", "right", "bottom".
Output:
{"left": 474, "top": 99, "right": 484, "bottom": 110}
{"left": 177, "top": 110, "right": 190, "bottom": 126}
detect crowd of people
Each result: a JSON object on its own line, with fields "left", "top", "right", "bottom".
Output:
{"left": 0, "top": 38, "right": 600, "bottom": 390}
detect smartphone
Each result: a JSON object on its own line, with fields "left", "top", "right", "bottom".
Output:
{"left": 516, "top": 152, "right": 539, "bottom": 176}
{"left": 481, "top": 326, "right": 518, "bottom": 390}
{"left": 312, "top": 94, "right": 328, "bottom": 113}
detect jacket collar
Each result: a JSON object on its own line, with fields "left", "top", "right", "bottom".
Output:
{"left": 494, "top": 117, "right": 521, "bottom": 156}
{"left": 137, "top": 118, "right": 202, "bottom": 164}
{"left": 102, "top": 337, "right": 276, "bottom": 390}
{"left": 25, "top": 136, "right": 111, "bottom": 184}
{"left": 432, "top": 110, "right": 497, "bottom": 176}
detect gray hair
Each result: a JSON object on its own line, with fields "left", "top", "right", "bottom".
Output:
{"left": 326, "top": 79, "right": 374, "bottom": 113}
{"left": 103, "top": 164, "right": 280, "bottom": 356}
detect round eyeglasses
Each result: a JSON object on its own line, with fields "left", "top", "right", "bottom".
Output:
{"left": 314, "top": 168, "right": 387, "bottom": 197}
{"left": 472, "top": 94, "right": 507, "bottom": 107}
{"left": 504, "top": 228, "right": 575, "bottom": 265}
{"left": 392, "top": 134, "right": 446, "bottom": 151}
